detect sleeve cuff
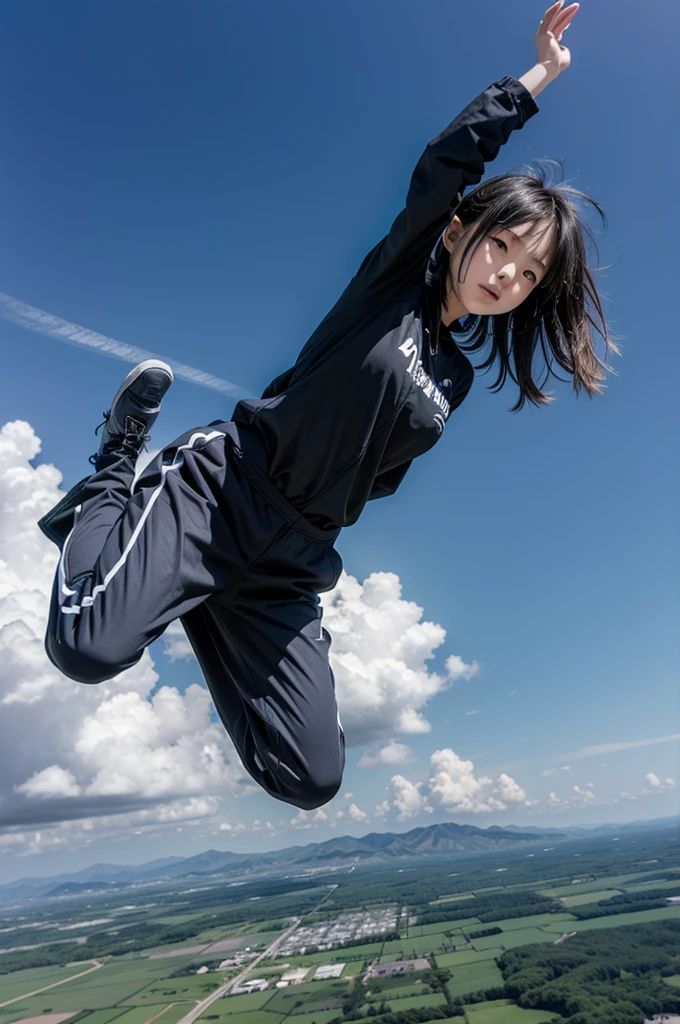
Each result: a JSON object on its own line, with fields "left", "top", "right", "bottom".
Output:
{"left": 496, "top": 74, "right": 540, "bottom": 125}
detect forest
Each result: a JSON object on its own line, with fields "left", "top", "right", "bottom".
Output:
{"left": 499, "top": 919, "right": 680, "bottom": 1023}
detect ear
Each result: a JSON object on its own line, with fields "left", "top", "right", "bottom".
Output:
{"left": 442, "top": 215, "right": 464, "bottom": 254}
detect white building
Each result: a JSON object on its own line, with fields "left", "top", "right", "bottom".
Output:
{"left": 280, "top": 967, "right": 309, "bottom": 984}
{"left": 313, "top": 963, "right": 345, "bottom": 980}
{"left": 196, "top": 965, "right": 209, "bottom": 974}
{"left": 231, "top": 979, "right": 269, "bottom": 994}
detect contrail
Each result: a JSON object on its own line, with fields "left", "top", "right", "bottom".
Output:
{"left": 0, "top": 292, "right": 249, "bottom": 398}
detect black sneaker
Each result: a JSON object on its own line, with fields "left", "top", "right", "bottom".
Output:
{"left": 91, "top": 360, "right": 174, "bottom": 468}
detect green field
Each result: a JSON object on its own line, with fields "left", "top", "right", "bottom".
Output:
{"left": 192, "top": 928, "right": 280, "bottom": 947}
{"left": 351, "top": 1015, "right": 463, "bottom": 1024}
{"left": 623, "top": 879, "right": 680, "bottom": 892}
{"left": 214, "top": 989, "right": 275, "bottom": 1013}
{"left": 664, "top": 975, "right": 680, "bottom": 988}
{"left": 338, "top": 960, "right": 364, "bottom": 977}
{"left": 0, "top": 963, "right": 97, "bottom": 1003}
{"left": 0, "top": 958, "right": 196, "bottom": 1017}
{"left": 122, "top": 972, "right": 224, "bottom": 1004}
{"left": 407, "top": 918, "right": 479, "bottom": 937}
{"left": 538, "top": 870, "right": 669, "bottom": 897}
{"left": 152, "top": 1007, "right": 195, "bottom": 1024}
{"left": 446, "top": 959, "right": 504, "bottom": 998}
{"left": 365, "top": 982, "right": 427, "bottom": 1001}
{"left": 429, "top": 893, "right": 476, "bottom": 905}
{"left": 473, "top": 927, "right": 552, "bottom": 951}
{"left": 560, "top": 889, "right": 622, "bottom": 906}
{"left": 198, "top": 1011, "right": 285, "bottom": 1024}
{"left": 330, "top": 941, "right": 383, "bottom": 960}
{"left": 77, "top": 1011, "right": 130, "bottom": 1024}
{"left": 286, "top": 1011, "right": 343, "bottom": 1023}
{"left": 362, "top": 991, "right": 446, "bottom": 1012}
{"left": 436, "top": 947, "right": 501, "bottom": 967}
{"left": 149, "top": 913, "right": 208, "bottom": 926}
{"left": 540, "top": 905, "right": 680, "bottom": 932}
{"left": 107, "top": 1005, "right": 170, "bottom": 1024}
{"left": 464, "top": 998, "right": 561, "bottom": 1023}
{"left": 377, "top": 938, "right": 405, "bottom": 956}
{"left": 265, "top": 978, "right": 349, "bottom": 1013}
{"left": 473, "top": 912, "right": 574, "bottom": 932}
{"left": 382, "top": 933, "right": 464, "bottom": 957}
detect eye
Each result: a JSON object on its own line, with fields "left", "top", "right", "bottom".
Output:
{"left": 492, "top": 236, "right": 507, "bottom": 252}
{"left": 524, "top": 270, "right": 537, "bottom": 283}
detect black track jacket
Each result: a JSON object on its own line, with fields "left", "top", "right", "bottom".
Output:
{"left": 232, "top": 76, "right": 539, "bottom": 530}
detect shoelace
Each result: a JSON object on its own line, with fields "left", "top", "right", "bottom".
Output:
{"left": 89, "top": 412, "right": 151, "bottom": 466}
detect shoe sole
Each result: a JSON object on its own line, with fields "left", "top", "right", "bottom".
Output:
{"left": 107, "top": 359, "right": 174, "bottom": 434}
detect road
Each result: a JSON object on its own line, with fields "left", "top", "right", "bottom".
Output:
{"left": 175, "top": 884, "right": 337, "bottom": 1024}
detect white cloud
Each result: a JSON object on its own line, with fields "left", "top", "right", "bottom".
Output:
{"left": 429, "top": 749, "right": 495, "bottom": 812}
{"left": 445, "top": 654, "right": 480, "bottom": 682}
{"left": 427, "top": 750, "right": 534, "bottom": 814}
{"left": 358, "top": 741, "right": 416, "bottom": 769}
{"left": 0, "top": 796, "right": 224, "bottom": 857}
{"left": 289, "top": 807, "right": 329, "bottom": 830}
{"left": 320, "top": 572, "right": 478, "bottom": 745}
{"left": 643, "top": 773, "right": 676, "bottom": 794}
{"left": 545, "top": 786, "right": 595, "bottom": 811}
{"left": 464, "top": 709, "right": 482, "bottom": 717}
{"left": 391, "top": 775, "right": 430, "bottom": 821}
{"left": 348, "top": 803, "right": 368, "bottom": 822}
{"left": 16, "top": 766, "right": 81, "bottom": 799}
{"left": 162, "top": 621, "right": 194, "bottom": 662}
{"left": 496, "top": 773, "right": 533, "bottom": 805}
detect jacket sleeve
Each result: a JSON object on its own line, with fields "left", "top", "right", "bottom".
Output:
{"left": 341, "top": 76, "right": 539, "bottom": 303}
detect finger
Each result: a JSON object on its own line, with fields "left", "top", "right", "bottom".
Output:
{"left": 554, "top": 2, "right": 579, "bottom": 25}
{"left": 539, "top": 1, "right": 564, "bottom": 28}
{"left": 553, "top": 13, "right": 576, "bottom": 37}
{"left": 551, "top": 4, "right": 578, "bottom": 37}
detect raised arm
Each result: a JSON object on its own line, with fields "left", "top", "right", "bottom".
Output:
{"left": 343, "top": 2, "right": 579, "bottom": 303}
{"left": 520, "top": 1, "right": 579, "bottom": 97}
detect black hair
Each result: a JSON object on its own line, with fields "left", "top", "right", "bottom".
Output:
{"left": 432, "top": 163, "right": 617, "bottom": 411}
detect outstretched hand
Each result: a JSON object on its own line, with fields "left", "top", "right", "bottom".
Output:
{"left": 536, "top": 1, "right": 579, "bottom": 77}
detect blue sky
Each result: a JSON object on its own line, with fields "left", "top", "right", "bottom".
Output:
{"left": 0, "top": 0, "right": 677, "bottom": 881}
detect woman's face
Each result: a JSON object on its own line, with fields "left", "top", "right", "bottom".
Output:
{"left": 443, "top": 216, "right": 555, "bottom": 317}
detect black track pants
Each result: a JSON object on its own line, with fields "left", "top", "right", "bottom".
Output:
{"left": 40, "top": 421, "right": 345, "bottom": 810}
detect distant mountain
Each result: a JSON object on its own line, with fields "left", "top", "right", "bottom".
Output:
{"left": 0, "top": 855, "right": 188, "bottom": 901}
{"left": 47, "top": 880, "right": 117, "bottom": 896}
{"left": 500, "top": 825, "right": 573, "bottom": 836}
{"left": 1, "top": 814, "right": 676, "bottom": 904}
{"left": 0, "top": 822, "right": 566, "bottom": 902}
{"left": 267, "top": 822, "right": 569, "bottom": 864}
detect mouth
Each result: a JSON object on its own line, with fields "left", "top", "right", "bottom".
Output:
{"left": 479, "top": 285, "right": 500, "bottom": 301}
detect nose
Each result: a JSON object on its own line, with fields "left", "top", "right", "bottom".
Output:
{"left": 497, "top": 262, "right": 517, "bottom": 282}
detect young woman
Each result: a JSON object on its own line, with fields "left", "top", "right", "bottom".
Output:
{"left": 40, "top": 2, "right": 613, "bottom": 811}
